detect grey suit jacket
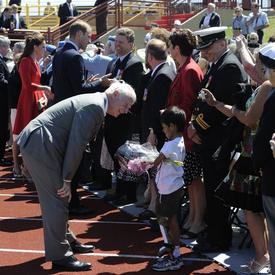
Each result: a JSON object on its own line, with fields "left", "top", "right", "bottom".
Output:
{"left": 17, "top": 93, "right": 107, "bottom": 181}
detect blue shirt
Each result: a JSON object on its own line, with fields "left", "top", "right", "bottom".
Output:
{"left": 81, "top": 52, "right": 112, "bottom": 77}
{"left": 232, "top": 15, "right": 248, "bottom": 35}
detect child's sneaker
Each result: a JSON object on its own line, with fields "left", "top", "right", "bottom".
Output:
{"left": 152, "top": 256, "right": 184, "bottom": 271}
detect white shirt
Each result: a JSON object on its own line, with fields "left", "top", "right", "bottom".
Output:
{"left": 203, "top": 12, "right": 213, "bottom": 27}
{"left": 156, "top": 137, "right": 185, "bottom": 195}
{"left": 67, "top": 2, "right": 73, "bottom": 16}
{"left": 151, "top": 61, "right": 166, "bottom": 77}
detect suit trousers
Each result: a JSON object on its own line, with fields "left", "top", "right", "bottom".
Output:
{"left": 263, "top": 195, "right": 275, "bottom": 274}
{"left": 21, "top": 129, "right": 77, "bottom": 261}
{"left": 200, "top": 149, "right": 232, "bottom": 248}
{"left": 0, "top": 104, "right": 9, "bottom": 159}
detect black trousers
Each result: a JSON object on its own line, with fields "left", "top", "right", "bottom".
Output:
{"left": 0, "top": 104, "right": 10, "bottom": 159}
{"left": 96, "top": 11, "right": 107, "bottom": 36}
{"left": 200, "top": 148, "right": 232, "bottom": 248}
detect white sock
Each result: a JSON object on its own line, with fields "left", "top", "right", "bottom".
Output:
{"left": 173, "top": 246, "right": 181, "bottom": 258}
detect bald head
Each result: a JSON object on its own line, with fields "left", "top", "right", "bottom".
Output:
{"left": 146, "top": 38, "right": 167, "bottom": 61}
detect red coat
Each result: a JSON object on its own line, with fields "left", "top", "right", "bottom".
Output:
{"left": 13, "top": 56, "right": 45, "bottom": 135}
{"left": 167, "top": 57, "right": 203, "bottom": 151}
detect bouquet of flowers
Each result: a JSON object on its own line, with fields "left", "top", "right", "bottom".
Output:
{"left": 115, "top": 141, "right": 159, "bottom": 176}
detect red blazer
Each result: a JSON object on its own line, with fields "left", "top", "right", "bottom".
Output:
{"left": 167, "top": 57, "right": 203, "bottom": 151}
{"left": 13, "top": 56, "right": 44, "bottom": 135}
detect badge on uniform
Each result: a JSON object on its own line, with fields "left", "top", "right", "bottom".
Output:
{"left": 143, "top": 88, "right": 148, "bottom": 101}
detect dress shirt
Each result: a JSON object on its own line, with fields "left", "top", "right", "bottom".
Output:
{"left": 203, "top": 12, "right": 213, "bottom": 27}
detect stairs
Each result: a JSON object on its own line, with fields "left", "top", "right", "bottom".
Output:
{"left": 148, "top": 12, "right": 195, "bottom": 30}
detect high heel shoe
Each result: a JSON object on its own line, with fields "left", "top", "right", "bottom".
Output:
{"left": 240, "top": 258, "right": 270, "bottom": 274}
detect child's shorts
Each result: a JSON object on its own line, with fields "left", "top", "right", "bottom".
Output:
{"left": 156, "top": 187, "right": 184, "bottom": 218}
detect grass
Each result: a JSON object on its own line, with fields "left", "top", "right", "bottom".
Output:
{"left": 226, "top": 15, "right": 275, "bottom": 43}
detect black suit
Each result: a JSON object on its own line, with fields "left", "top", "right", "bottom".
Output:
{"left": 58, "top": 2, "right": 78, "bottom": 26}
{"left": 139, "top": 62, "right": 176, "bottom": 150}
{"left": 94, "top": 0, "right": 108, "bottom": 36}
{"left": 0, "top": 14, "right": 10, "bottom": 29}
{"left": 0, "top": 56, "right": 10, "bottom": 159}
{"left": 52, "top": 42, "right": 99, "bottom": 103}
{"left": 52, "top": 41, "right": 100, "bottom": 209}
{"left": 199, "top": 12, "right": 221, "bottom": 28}
{"left": 193, "top": 50, "right": 247, "bottom": 249}
{"left": 101, "top": 53, "right": 143, "bottom": 197}
{"left": 5, "top": 14, "right": 27, "bottom": 29}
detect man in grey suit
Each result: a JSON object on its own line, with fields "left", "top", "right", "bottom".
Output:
{"left": 16, "top": 81, "right": 136, "bottom": 271}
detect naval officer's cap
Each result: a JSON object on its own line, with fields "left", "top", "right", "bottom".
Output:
{"left": 193, "top": 26, "right": 228, "bottom": 50}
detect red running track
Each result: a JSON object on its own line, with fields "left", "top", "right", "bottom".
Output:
{"left": 0, "top": 160, "right": 235, "bottom": 275}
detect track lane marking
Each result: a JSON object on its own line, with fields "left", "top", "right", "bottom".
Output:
{"left": 0, "top": 248, "right": 212, "bottom": 262}
{"left": 0, "top": 216, "right": 144, "bottom": 225}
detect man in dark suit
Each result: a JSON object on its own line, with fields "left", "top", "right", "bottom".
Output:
{"left": 5, "top": 4, "right": 27, "bottom": 30}
{"left": 52, "top": 20, "right": 111, "bottom": 215}
{"left": 188, "top": 27, "right": 247, "bottom": 253}
{"left": 0, "top": 36, "right": 12, "bottom": 166}
{"left": 58, "top": 0, "right": 78, "bottom": 26}
{"left": 199, "top": 3, "right": 221, "bottom": 29}
{"left": 17, "top": 82, "right": 136, "bottom": 271}
{"left": 94, "top": 0, "right": 108, "bottom": 36}
{"left": 139, "top": 38, "right": 176, "bottom": 150}
{"left": 253, "top": 42, "right": 275, "bottom": 275}
{"left": 99, "top": 28, "right": 144, "bottom": 202}
{"left": 0, "top": 6, "right": 12, "bottom": 30}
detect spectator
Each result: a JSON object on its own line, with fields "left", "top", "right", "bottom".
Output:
{"left": 247, "top": 2, "right": 269, "bottom": 44}
{"left": 94, "top": 0, "right": 108, "bottom": 36}
{"left": 167, "top": 29, "right": 205, "bottom": 239}
{"left": 0, "top": 6, "right": 12, "bottom": 31}
{"left": 82, "top": 43, "right": 112, "bottom": 78}
{"left": 0, "top": 36, "right": 12, "bottom": 167}
{"left": 189, "top": 26, "right": 247, "bottom": 253}
{"left": 58, "top": 0, "right": 78, "bottom": 26}
{"left": 199, "top": 3, "right": 221, "bottom": 29}
{"left": 232, "top": 6, "right": 248, "bottom": 38}
{"left": 253, "top": 42, "right": 275, "bottom": 275}
{"left": 104, "top": 35, "right": 116, "bottom": 59}
{"left": 203, "top": 53, "right": 271, "bottom": 273}
{"left": 44, "top": 2, "right": 56, "bottom": 16}
{"left": 8, "top": 4, "right": 27, "bottom": 29}
{"left": 13, "top": 32, "right": 52, "bottom": 177}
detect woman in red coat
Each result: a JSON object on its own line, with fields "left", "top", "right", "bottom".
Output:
{"left": 167, "top": 29, "right": 206, "bottom": 237}
{"left": 12, "top": 32, "right": 52, "bottom": 177}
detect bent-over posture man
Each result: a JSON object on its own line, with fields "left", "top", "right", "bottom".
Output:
{"left": 17, "top": 82, "right": 136, "bottom": 271}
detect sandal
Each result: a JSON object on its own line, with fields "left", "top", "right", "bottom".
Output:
{"left": 240, "top": 258, "right": 270, "bottom": 274}
{"left": 12, "top": 168, "right": 23, "bottom": 178}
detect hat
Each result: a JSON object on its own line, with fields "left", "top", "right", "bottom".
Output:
{"left": 107, "top": 35, "right": 115, "bottom": 42}
{"left": 57, "top": 40, "right": 65, "bottom": 48}
{"left": 174, "top": 19, "right": 181, "bottom": 27}
{"left": 259, "top": 42, "right": 275, "bottom": 69}
{"left": 46, "top": 44, "right": 56, "bottom": 54}
{"left": 193, "top": 26, "right": 227, "bottom": 50}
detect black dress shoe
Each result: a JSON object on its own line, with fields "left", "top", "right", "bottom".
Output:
{"left": 87, "top": 182, "right": 108, "bottom": 191}
{"left": 71, "top": 240, "right": 95, "bottom": 254}
{"left": 69, "top": 205, "right": 93, "bottom": 216}
{"left": 52, "top": 255, "right": 92, "bottom": 271}
{"left": 103, "top": 193, "right": 121, "bottom": 202}
{"left": 0, "top": 158, "right": 13, "bottom": 167}
{"left": 112, "top": 197, "right": 136, "bottom": 206}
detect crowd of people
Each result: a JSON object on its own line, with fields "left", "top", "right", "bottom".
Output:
{"left": 0, "top": 1, "right": 275, "bottom": 274}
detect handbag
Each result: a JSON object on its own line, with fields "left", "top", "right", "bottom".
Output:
{"left": 34, "top": 90, "right": 47, "bottom": 111}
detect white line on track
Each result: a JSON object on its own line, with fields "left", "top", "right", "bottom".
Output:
{"left": 0, "top": 193, "right": 101, "bottom": 199}
{"left": 0, "top": 216, "right": 144, "bottom": 225}
{"left": 0, "top": 248, "right": 212, "bottom": 262}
